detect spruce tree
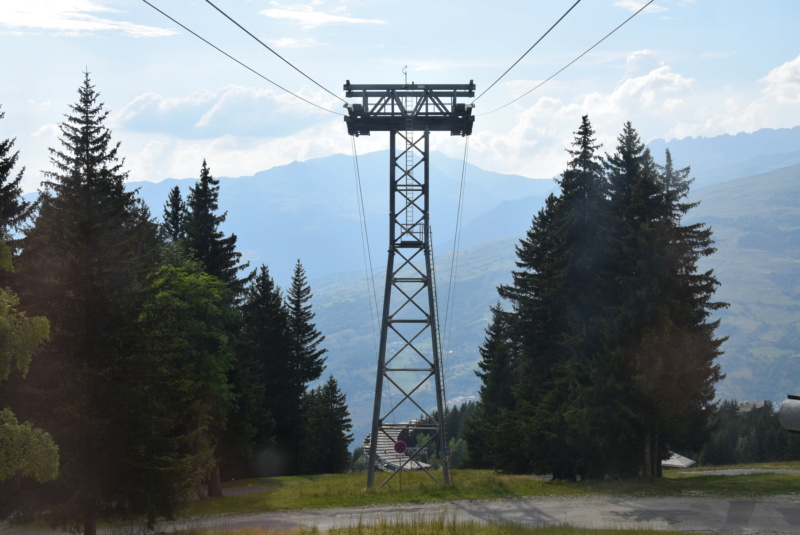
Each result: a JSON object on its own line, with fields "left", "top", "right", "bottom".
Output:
{"left": 286, "top": 260, "right": 327, "bottom": 386}
{"left": 462, "top": 304, "right": 520, "bottom": 470}
{"left": 302, "top": 376, "right": 353, "bottom": 474}
{"left": 184, "top": 160, "right": 248, "bottom": 295}
{"left": 285, "top": 260, "right": 327, "bottom": 473}
{"left": 0, "top": 106, "right": 33, "bottom": 251}
{"left": 237, "top": 265, "right": 293, "bottom": 474}
{"left": 13, "top": 73, "right": 185, "bottom": 534}
{"left": 161, "top": 185, "right": 186, "bottom": 242}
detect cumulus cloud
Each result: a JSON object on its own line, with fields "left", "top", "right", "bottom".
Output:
{"left": 260, "top": 3, "right": 386, "bottom": 29}
{"left": 123, "top": 119, "right": 383, "bottom": 182}
{"left": 0, "top": 0, "right": 176, "bottom": 37}
{"left": 435, "top": 51, "right": 697, "bottom": 178}
{"left": 114, "top": 86, "right": 343, "bottom": 138}
{"left": 760, "top": 55, "right": 800, "bottom": 105}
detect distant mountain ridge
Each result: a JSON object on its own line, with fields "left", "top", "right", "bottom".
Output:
{"left": 118, "top": 126, "right": 800, "bottom": 439}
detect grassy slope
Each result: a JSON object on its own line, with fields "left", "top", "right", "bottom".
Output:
{"left": 688, "top": 164, "right": 800, "bottom": 401}
{"left": 180, "top": 465, "right": 800, "bottom": 518}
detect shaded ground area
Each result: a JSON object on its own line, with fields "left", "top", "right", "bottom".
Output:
{"left": 158, "top": 495, "right": 800, "bottom": 534}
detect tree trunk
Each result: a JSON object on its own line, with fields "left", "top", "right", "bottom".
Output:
{"left": 207, "top": 464, "right": 224, "bottom": 498}
{"left": 643, "top": 432, "right": 652, "bottom": 477}
{"left": 83, "top": 510, "right": 97, "bottom": 535}
{"left": 195, "top": 477, "right": 208, "bottom": 500}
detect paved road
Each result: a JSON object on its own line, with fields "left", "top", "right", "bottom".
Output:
{"left": 141, "top": 495, "right": 800, "bottom": 534}
{"left": 4, "top": 494, "right": 800, "bottom": 534}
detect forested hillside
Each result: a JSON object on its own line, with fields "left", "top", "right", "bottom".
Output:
{"left": 126, "top": 126, "right": 800, "bottom": 442}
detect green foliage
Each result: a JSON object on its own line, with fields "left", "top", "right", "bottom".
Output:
{"left": 146, "top": 252, "right": 238, "bottom": 489}
{"left": 0, "top": 105, "right": 33, "bottom": 248}
{"left": 302, "top": 376, "right": 353, "bottom": 474}
{"left": 184, "top": 160, "right": 248, "bottom": 295}
{"left": 470, "top": 117, "right": 726, "bottom": 479}
{"left": 0, "top": 408, "right": 58, "bottom": 483}
{"left": 9, "top": 72, "right": 187, "bottom": 533}
{"left": 698, "top": 400, "right": 800, "bottom": 465}
{"left": 161, "top": 185, "right": 186, "bottom": 242}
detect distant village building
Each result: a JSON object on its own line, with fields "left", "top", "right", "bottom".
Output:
{"left": 738, "top": 400, "right": 767, "bottom": 413}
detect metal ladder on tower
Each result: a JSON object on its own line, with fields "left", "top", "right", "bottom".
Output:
{"left": 404, "top": 91, "right": 416, "bottom": 240}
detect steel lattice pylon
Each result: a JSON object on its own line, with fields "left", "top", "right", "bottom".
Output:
{"left": 343, "top": 81, "right": 475, "bottom": 488}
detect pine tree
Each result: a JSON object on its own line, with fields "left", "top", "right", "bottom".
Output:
{"left": 302, "top": 376, "right": 353, "bottom": 474}
{"left": 0, "top": 106, "right": 33, "bottom": 252}
{"left": 284, "top": 260, "right": 327, "bottom": 473}
{"left": 462, "top": 304, "right": 522, "bottom": 470}
{"left": 286, "top": 260, "right": 327, "bottom": 386}
{"left": 13, "top": 73, "right": 185, "bottom": 534}
{"left": 237, "top": 265, "right": 294, "bottom": 474}
{"left": 161, "top": 185, "right": 186, "bottom": 242}
{"left": 184, "top": 160, "right": 248, "bottom": 295}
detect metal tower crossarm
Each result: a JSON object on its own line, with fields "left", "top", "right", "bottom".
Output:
{"left": 343, "top": 81, "right": 475, "bottom": 136}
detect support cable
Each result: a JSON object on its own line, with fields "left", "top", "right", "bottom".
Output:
{"left": 472, "top": 0, "right": 582, "bottom": 104}
{"left": 205, "top": 0, "right": 347, "bottom": 105}
{"left": 442, "top": 137, "right": 469, "bottom": 360}
{"left": 479, "top": 0, "right": 655, "bottom": 117}
{"left": 140, "top": 0, "right": 343, "bottom": 116}
{"left": 350, "top": 137, "right": 381, "bottom": 354}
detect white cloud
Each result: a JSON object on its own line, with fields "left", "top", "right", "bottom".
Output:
{"left": 760, "top": 55, "right": 800, "bottom": 105}
{"left": 614, "top": 1, "right": 668, "bottom": 13}
{"left": 260, "top": 4, "right": 386, "bottom": 29}
{"left": 268, "top": 37, "right": 319, "bottom": 48}
{"left": 435, "top": 54, "right": 697, "bottom": 178}
{"left": 124, "top": 120, "right": 384, "bottom": 182}
{"left": 114, "top": 85, "right": 343, "bottom": 138}
{"left": 0, "top": 0, "right": 176, "bottom": 37}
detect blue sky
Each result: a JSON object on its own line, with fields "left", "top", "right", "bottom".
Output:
{"left": 1, "top": 0, "right": 799, "bottom": 193}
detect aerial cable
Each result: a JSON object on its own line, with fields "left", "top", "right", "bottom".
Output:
{"left": 140, "top": 0, "right": 343, "bottom": 116}
{"left": 350, "top": 136, "right": 381, "bottom": 355}
{"left": 479, "top": 0, "right": 655, "bottom": 117}
{"left": 472, "top": 0, "right": 582, "bottom": 104}
{"left": 442, "top": 137, "right": 469, "bottom": 360}
{"left": 204, "top": 0, "right": 347, "bottom": 105}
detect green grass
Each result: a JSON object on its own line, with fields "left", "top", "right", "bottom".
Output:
{"left": 179, "top": 464, "right": 800, "bottom": 518}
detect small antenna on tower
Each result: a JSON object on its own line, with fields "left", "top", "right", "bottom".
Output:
{"left": 403, "top": 65, "right": 408, "bottom": 85}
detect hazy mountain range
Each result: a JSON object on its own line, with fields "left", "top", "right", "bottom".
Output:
{"left": 123, "top": 125, "right": 800, "bottom": 440}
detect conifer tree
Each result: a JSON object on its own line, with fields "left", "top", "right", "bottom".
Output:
{"left": 286, "top": 260, "right": 327, "bottom": 387}
{"left": 237, "top": 265, "right": 293, "bottom": 474}
{"left": 13, "top": 73, "right": 186, "bottom": 534}
{"left": 284, "top": 260, "right": 327, "bottom": 472}
{"left": 161, "top": 185, "right": 186, "bottom": 242}
{"left": 0, "top": 106, "right": 33, "bottom": 252}
{"left": 302, "top": 376, "right": 353, "bottom": 474}
{"left": 462, "top": 304, "right": 520, "bottom": 469}
{"left": 184, "top": 160, "right": 248, "bottom": 295}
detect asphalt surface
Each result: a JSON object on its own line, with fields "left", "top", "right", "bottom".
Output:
{"left": 146, "top": 495, "right": 800, "bottom": 534}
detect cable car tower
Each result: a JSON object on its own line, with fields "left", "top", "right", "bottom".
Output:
{"left": 343, "top": 79, "right": 475, "bottom": 487}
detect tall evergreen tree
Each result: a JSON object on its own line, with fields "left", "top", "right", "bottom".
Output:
{"left": 12, "top": 73, "right": 187, "bottom": 534}
{"left": 284, "top": 260, "right": 327, "bottom": 472}
{"left": 462, "top": 304, "right": 522, "bottom": 470}
{"left": 184, "top": 160, "right": 248, "bottom": 295}
{"left": 0, "top": 106, "right": 33, "bottom": 251}
{"left": 302, "top": 376, "right": 353, "bottom": 474}
{"left": 475, "top": 117, "right": 726, "bottom": 479}
{"left": 286, "top": 260, "right": 327, "bottom": 388}
{"left": 237, "top": 265, "right": 293, "bottom": 475}
{"left": 161, "top": 185, "right": 186, "bottom": 242}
